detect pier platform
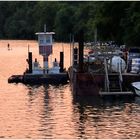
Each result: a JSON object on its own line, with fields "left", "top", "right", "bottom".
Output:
{"left": 8, "top": 73, "right": 69, "bottom": 85}
{"left": 99, "top": 91, "right": 134, "bottom": 96}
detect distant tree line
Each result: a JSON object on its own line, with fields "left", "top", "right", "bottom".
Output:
{"left": 0, "top": 1, "right": 140, "bottom": 46}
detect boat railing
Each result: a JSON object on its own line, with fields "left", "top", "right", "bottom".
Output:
{"left": 118, "top": 62, "right": 123, "bottom": 92}
{"left": 104, "top": 58, "right": 110, "bottom": 92}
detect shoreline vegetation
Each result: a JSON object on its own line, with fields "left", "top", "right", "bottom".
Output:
{"left": 0, "top": 1, "right": 140, "bottom": 46}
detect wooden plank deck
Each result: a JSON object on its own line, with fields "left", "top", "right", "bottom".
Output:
{"left": 99, "top": 91, "right": 134, "bottom": 95}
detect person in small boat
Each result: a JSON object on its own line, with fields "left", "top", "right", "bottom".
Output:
{"left": 7, "top": 43, "right": 10, "bottom": 50}
{"left": 53, "top": 58, "right": 58, "bottom": 67}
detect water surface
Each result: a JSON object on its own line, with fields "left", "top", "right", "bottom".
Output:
{"left": 0, "top": 40, "right": 140, "bottom": 139}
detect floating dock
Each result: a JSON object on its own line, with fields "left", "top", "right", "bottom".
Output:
{"left": 8, "top": 27, "right": 69, "bottom": 85}
{"left": 8, "top": 73, "right": 68, "bottom": 84}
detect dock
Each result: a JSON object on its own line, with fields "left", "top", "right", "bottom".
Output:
{"left": 8, "top": 73, "right": 69, "bottom": 85}
{"left": 68, "top": 30, "right": 140, "bottom": 96}
{"left": 99, "top": 91, "right": 134, "bottom": 96}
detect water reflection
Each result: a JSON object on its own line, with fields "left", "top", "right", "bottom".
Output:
{"left": 0, "top": 40, "right": 140, "bottom": 139}
{"left": 25, "top": 84, "right": 76, "bottom": 138}
{"left": 2, "top": 82, "right": 140, "bottom": 139}
{"left": 72, "top": 95, "right": 140, "bottom": 139}
{"left": 25, "top": 83, "right": 140, "bottom": 139}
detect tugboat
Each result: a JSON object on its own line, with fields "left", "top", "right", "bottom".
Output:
{"left": 8, "top": 27, "right": 68, "bottom": 84}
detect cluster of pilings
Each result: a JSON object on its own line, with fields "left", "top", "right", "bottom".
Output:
{"left": 26, "top": 51, "right": 64, "bottom": 74}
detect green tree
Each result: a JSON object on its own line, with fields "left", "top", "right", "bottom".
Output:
{"left": 4, "top": 1, "right": 37, "bottom": 39}
{"left": 33, "top": 1, "right": 58, "bottom": 33}
{"left": 121, "top": 2, "right": 140, "bottom": 46}
{"left": 93, "top": 2, "right": 130, "bottom": 44}
{"left": 54, "top": 2, "right": 75, "bottom": 41}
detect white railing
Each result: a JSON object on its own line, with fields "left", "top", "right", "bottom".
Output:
{"left": 104, "top": 58, "right": 110, "bottom": 92}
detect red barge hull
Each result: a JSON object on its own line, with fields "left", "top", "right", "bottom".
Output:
{"left": 69, "top": 67, "right": 140, "bottom": 96}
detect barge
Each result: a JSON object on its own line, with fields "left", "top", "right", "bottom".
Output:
{"left": 8, "top": 73, "right": 68, "bottom": 85}
{"left": 68, "top": 31, "right": 140, "bottom": 96}
{"left": 8, "top": 28, "right": 69, "bottom": 85}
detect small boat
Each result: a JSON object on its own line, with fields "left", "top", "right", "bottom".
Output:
{"left": 131, "top": 82, "right": 140, "bottom": 96}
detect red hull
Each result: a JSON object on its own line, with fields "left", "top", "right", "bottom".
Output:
{"left": 69, "top": 67, "right": 140, "bottom": 96}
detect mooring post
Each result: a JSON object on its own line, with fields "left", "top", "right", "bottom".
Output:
{"left": 78, "top": 30, "right": 84, "bottom": 72}
{"left": 73, "top": 48, "right": 78, "bottom": 66}
{"left": 60, "top": 51, "right": 64, "bottom": 72}
{"left": 28, "top": 52, "right": 32, "bottom": 73}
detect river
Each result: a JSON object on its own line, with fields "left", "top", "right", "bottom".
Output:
{"left": 0, "top": 40, "right": 140, "bottom": 139}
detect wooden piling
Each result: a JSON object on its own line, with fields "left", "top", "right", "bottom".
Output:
{"left": 28, "top": 52, "right": 32, "bottom": 73}
{"left": 60, "top": 51, "right": 64, "bottom": 72}
{"left": 78, "top": 30, "right": 84, "bottom": 72}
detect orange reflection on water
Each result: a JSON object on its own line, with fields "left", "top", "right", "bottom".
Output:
{"left": 0, "top": 40, "right": 140, "bottom": 139}
{"left": 0, "top": 40, "right": 73, "bottom": 138}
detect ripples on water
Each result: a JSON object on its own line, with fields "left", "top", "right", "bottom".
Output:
{"left": 0, "top": 40, "right": 140, "bottom": 139}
